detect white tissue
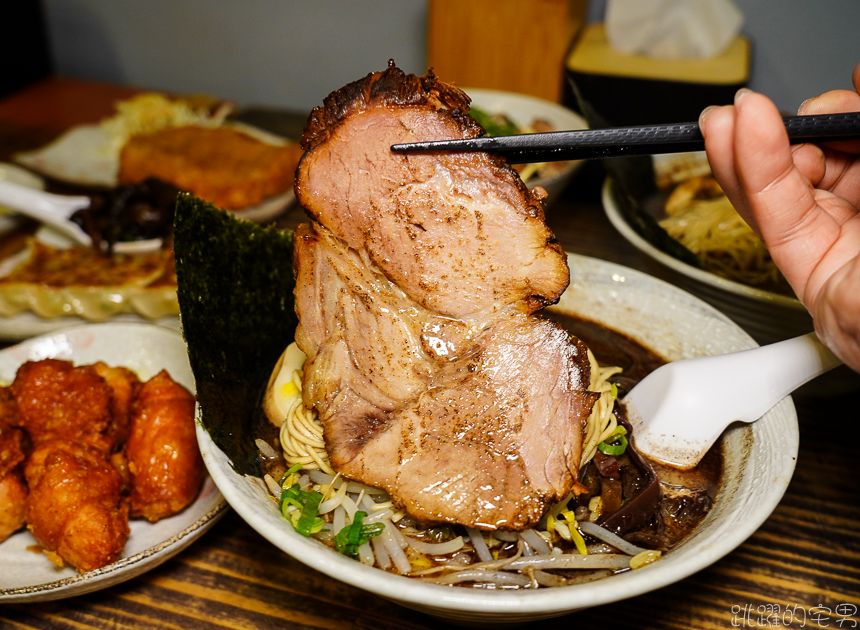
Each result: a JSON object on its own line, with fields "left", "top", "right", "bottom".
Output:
{"left": 605, "top": 0, "right": 743, "bottom": 59}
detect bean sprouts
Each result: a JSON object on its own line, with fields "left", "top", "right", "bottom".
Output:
{"left": 258, "top": 350, "right": 666, "bottom": 589}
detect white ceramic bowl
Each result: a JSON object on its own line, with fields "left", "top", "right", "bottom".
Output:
{"left": 602, "top": 177, "right": 813, "bottom": 348}
{"left": 465, "top": 88, "right": 587, "bottom": 207}
{"left": 198, "top": 253, "right": 798, "bottom": 626}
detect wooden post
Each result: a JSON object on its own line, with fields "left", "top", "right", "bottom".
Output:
{"left": 427, "top": 0, "right": 588, "bottom": 102}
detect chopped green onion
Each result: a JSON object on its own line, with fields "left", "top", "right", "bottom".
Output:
{"left": 279, "top": 483, "right": 325, "bottom": 536}
{"left": 610, "top": 382, "right": 618, "bottom": 400}
{"left": 334, "top": 511, "right": 385, "bottom": 557}
{"left": 280, "top": 463, "right": 303, "bottom": 486}
{"left": 597, "top": 426, "right": 629, "bottom": 456}
{"left": 470, "top": 107, "right": 518, "bottom": 137}
{"left": 296, "top": 491, "right": 324, "bottom": 536}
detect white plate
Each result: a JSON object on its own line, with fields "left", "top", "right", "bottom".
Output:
{"left": 0, "top": 322, "right": 227, "bottom": 603}
{"left": 13, "top": 121, "right": 296, "bottom": 223}
{"left": 464, "top": 88, "right": 588, "bottom": 206}
{"left": 0, "top": 311, "right": 181, "bottom": 344}
{"left": 198, "top": 253, "right": 798, "bottom": 626}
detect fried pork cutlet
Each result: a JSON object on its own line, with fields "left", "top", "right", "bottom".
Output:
{"left": 126, "top": 371, "right": 203, "bottom": 522}
{"left": 24, "top": 439, "right": 129, "bottom": 572}
{"left": 118, "top": 126, "right": 304, "bottom": 210}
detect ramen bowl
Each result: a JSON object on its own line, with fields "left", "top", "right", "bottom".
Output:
{"left": 197, "top": 252, "right": 798, "bottom": 626}
{"left": 601, "top": 176, "right": 812, "bottom": 348}
{"left": 464, "top": 88, "right": 588, "bottom": 207}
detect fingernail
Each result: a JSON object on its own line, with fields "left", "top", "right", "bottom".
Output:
{"left": 735, "top": 87, "right": 753, "bottom": 104}
{"left": 798, "top": 97, "right": 815, "bottom": 114}
{"left": 699, "top": 105, "right": 718, "bottom": 125}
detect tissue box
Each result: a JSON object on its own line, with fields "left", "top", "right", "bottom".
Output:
{"left": 564, "top": 23, "right": 750, "bottom": 126}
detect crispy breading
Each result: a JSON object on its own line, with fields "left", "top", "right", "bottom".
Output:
{"left": 0, "top": 469, "right": 27, "bottom": 543}
{"left": 24, "top": 438, "right": 129, "bottom": 572}
{"left": 0, "top": 386, "right": 19, "bottom": 431}
{"left": 126, "top": 371, "right": 203, "bottom": 522}
{"left": 11, "top": 359, "right": 117, "bottom": 454}
{"left": 92, "top": 362, "right": 141, "bottom": 452}
{"left": 119, "top": 126, "right": 303, "bottom": 210}
{"left": 0, "top": 399, "right": 29, "bottom": 543}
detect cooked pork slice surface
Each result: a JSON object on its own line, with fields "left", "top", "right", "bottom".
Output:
{"left": 293, "top": 63, "right": 597, "bottom": 529}
{"left": 296, "top": 65, "right": 568, "bottom": 318}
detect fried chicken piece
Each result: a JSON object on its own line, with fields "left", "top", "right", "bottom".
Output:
{"left": 0, "top": 386, "right": 20, "bottom": 430}
{"left": 0, "top": 427, "right": 28, "bottom": 542}
{"left": 24, "top": 438, "right": 129, "bottom": 572}
{"left": 0, "top": 470, "right": 28, "bottom": 543}
{"left": 119, "top": 126, "right": 304, "bottom": 210}
{"left": 92, "top": 362, "right": 140, "bottom": 450}
{"left": 126, "top": 370, "right": 203, "bottom": 522}
{"left": 11, "top": 359, "right": 118, "bottom": 454}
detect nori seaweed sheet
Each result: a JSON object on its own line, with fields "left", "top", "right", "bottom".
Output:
{"left": 174, "top": 193, "right": 297, "bottom": 476}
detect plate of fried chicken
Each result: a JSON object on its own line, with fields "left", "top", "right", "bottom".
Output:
{"left": 0, "top": 322, "right": 226, "bottom": 602}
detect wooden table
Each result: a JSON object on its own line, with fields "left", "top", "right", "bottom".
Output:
{"left": 0, "top": 77, "right": 858, "bottom": 630}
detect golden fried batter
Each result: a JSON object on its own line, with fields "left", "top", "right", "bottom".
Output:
{"left": 118, "top": 126, "right": 304, "bottom": 210}
{"left": 11, "top": 359, "right": 118, "bottom": 454}
{"left": 24, "top": 439, "right": 129, "bottom": 572}
{"left": 92, "top": 362, "right": 141, "bottom": 451}
{"left": 127, "top": 370, "right": 203, "bottom": 522}
{"left": 0, "top": 386, "right": 20, "bottom": 430}
{"left": 0, "top": 427, "right": 28, "bottom": 542}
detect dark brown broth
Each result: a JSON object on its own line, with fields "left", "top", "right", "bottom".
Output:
{"left": 545, "top": 309, "right": 723, "bottom": 549}
{"left": 257, "top": 312, "right": 724, "bottom": 557}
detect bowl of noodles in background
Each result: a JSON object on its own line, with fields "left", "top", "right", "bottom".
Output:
{"left": 602, "top": 153, "right": 860, "bottom": 395}
{"left": 197, "top": 252, "right": 799, "bottom": 626}
{"left": 602, "top": 152, "right": 814, "bottom": 349}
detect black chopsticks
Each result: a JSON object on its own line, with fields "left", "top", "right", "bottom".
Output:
{"left": 390, "top": 112, "right": 860, "bottom": 163}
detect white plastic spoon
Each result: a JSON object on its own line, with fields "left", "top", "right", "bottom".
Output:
{"left": 622, "top": 332, "right": 842, "bottom": 470}
{"left": 0, "top": 179, "right": 162, "bottom": 254}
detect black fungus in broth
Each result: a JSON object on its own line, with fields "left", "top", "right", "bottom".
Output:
{"left": 546, "top": 310, "right": 723, "bottom": 550}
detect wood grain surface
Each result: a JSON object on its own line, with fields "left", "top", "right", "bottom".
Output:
{"left": 0, "top": 79, "right": 857, "bottom": 630}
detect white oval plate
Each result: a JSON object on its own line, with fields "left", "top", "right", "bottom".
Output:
{"left": 13, "top": 122, "right": 296, "bottom": 222}
{"left": 198, "top": 253, "right": 798, "bottom": 626}
{"left": 464, "top": 88, "right": 588, "bottom": 206}
{"left": 0, "top": 322, "right": 227, "bottom": 603}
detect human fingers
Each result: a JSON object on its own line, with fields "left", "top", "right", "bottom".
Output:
{"left": 797, "top": 87, "right": 860, "bottom": 156}
{"left": 853, "top": 60, "right": 860, "bottom": 94}
{"left": 731, "top": 89, "right": 837, "bottom": 303}
{"left": 699, "top": 103, "right": 759, "bottom": 231}
{"left": 813, "top": 251, "right": 860, "bottom": 373}
{"left": 791, "top": 140, "right": 860, "bottom": 214}
{"left": 784, "top": 144, "right": 858, "bottom": 227}
{"left": 798, "top": 89, "right": 860, "bottom": 116}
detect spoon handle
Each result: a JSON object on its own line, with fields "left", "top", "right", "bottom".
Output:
{"left": 740, "top": 333, "right": 842, "bottom": 419}
{"left": 0, "top": 179, "right": 92, "bottom": 247}
{"left": 624, "top": 332, "right": 842, "bottom": 470}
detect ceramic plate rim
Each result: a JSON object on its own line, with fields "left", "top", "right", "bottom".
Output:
{"left": 602, "top": 177, "right": 805, "bottom": 310}
{"left": 463, "top": 87, "right": 588, "bottom": 189}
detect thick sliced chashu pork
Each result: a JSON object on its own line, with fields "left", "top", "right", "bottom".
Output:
{"left": 294, "top": 63, "right": 597, "bottom": 529}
